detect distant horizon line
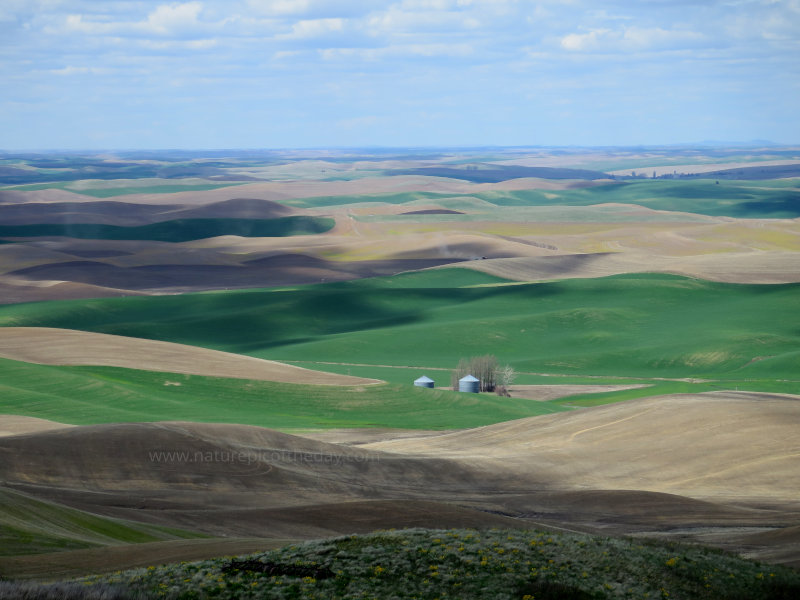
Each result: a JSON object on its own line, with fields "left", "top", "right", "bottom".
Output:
{"left": 2, "top": 140, "right": 798, "bottom": 154}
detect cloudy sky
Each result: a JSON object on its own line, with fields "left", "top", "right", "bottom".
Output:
{"left": 1, "top": 0, "right": 798, "bottom": 149}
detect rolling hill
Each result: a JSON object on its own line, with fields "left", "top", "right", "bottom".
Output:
{"left": 0, "top": 216, "right": 334, "bottom": 243}
{"left": 365, "top": 391, "right": 800, "bottom": 502}
{"left": 0, "top": 487, "right": 205, "bottom": 557}
{"left": 0, "top": 327, "right": 376, "bottom": 386}
{"left": 0, "top": 355, "right": 568, "bottom": 430}
{"left": 0, "top": 391, "right": 798, "bottom": 577}
{"left": 2, "top": 270, "right": 796, "bottom": 381}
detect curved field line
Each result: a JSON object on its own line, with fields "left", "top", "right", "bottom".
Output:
{"left": 567, "top": 407, "right": 657, "bottom": 442}
{"left": 667, "top": 451, "right": 800, "bottom": 487}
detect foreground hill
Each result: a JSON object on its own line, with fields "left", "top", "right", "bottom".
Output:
{"left": 1, "top": 391, "right": 798, "bottom": 576}
{"left": 59, "top": 528, "right": 800, "bottom": 600}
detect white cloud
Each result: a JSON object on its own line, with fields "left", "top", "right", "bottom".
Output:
{"left": 560, "top": 25, "right": 706, "bottom": 52}
{"left": 320, "top": 41, "right": 473, "bottom": 61}
{"left": 368, "top": 1, "right": 505, "bottom": 35}
{"left": 60, "top": 2, "right": 213, "bottom": 39}
{"left": 145, "top": 2, "right": 203, "bottom": 35}
{"left": 51, "top": 65, "right": 113, "bottom": 76}
{"left": 140, "top": 38, "right": 218, "bottom": 50}
{"left": 560, "top": 29, "right": 608, "bottom": 51}
{"left": 62, "top": 14, "right": 114, "bottom": 35}
{"left": 244, "top": 0, "right": 376, "bottom": 18}
{"left": 400, "top": 42, "right": 474, "bottom": 56}
{"left": 282, "top": 17, "right": 345, "bottom": 39}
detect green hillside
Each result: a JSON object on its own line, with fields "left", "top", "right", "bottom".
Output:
{"left": 0, "top": 357, "right": 567, "bottom": 430}
{"left": 2, "top": 270, "right": 797, "bottom": 381}
{"left": 473, "top": 179, "right": 800, "bottom": 218}
{"left": 0, "top": 216, "right": 334, "bottom": 242}
{"left": 286, "top": 179, "right": 800, "bottom": 218}
{"left": 0, "top": 487, "right": 205, "bottom": 556}
{"left": 1, "top": 180, "right": 243, "bottom": 197}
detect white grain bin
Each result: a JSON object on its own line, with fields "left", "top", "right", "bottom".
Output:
{"left": 414, "top": 375, "right": 435, "bottom": 388}
{"left": 458, "top": 374, "right": 480, "bottom": 393}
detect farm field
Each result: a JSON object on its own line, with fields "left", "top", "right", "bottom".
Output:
{"left": 0, "top": 487, "right": 207, "bottom": 557}
{"left": 0, "top": 270, "right": 797, "bottom": 381}
{"left": 0, "top": 146, "right": 799, "bottom": 591}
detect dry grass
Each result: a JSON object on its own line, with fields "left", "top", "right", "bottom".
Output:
{"left": 0, "top": 327, "right": 378, "bottom": 386}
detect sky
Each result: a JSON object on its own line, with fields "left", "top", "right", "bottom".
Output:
{"left": 1, "top": 0, "right": 798, "bottom": 149}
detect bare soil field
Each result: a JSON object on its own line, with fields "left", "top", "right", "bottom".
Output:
{"left": 0, "top": 415, "right": 73, "bottom": 437}
{"left": 365, "top": 391, "right": 800, "bottom": 503}
{"left": 458, "top": 250, "right": 800, "bottom": 284}
{"left": 0, "top": 278, "right": 145, "bottom": 304}
{"left": 1, "top": 392, "right": 798, "bottom": 576}
{"left": 0, "top": 327, "right": 377, "bottom": 385}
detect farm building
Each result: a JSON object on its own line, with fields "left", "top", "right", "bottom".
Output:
{"left": 414, "top": 375, "right": 435, "bottom": 388}
{"left": 458, "top": 374, "right": 480, "bottom": 393}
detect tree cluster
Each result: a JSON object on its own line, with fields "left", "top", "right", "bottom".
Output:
{"left": 451, "top": 355, "right": 515, "bottom": 393}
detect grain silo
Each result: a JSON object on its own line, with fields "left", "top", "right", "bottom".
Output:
{"left": 414, "top": 375, "right": 435, "bottom": 388}
{"left": 458, "top": 374, "right": 480, "bottom": 393}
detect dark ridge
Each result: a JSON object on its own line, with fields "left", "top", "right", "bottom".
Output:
{"left": 0, "top": 163, "right": 260, "bottom": 185}
{"left": 0, "top": 216, "right": 334, "bottom": 243}
{"left": 674, "top": 164, "right": 800, "bottom": 180}
{"left": 8, "top": 256, "right": 467, "bottom": 292}
{"left": 0, "top": 201, "right": 183, "bottom": 226}
{"left": 0, "top": 198, "right": 297, "bottom": 227}
{"left": 387, "top": 165, "right": 610, "bottom": 183}
{"left": 61, "top": 249, "right": 134, "bottom": 259}
{"left": 400, "top": 209, "right": 465, "bottom": 215}
{"left": 170, "top": 198, "right": 296, "bottom": 220}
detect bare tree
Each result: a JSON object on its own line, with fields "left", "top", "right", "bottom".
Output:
{"left": 451, "top": 355, "right": 498, "bottom": 392}
{"left": 451, "top": 357, "right": 471, "bottom": 390}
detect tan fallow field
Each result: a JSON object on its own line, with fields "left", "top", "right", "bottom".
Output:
{"left": 0, "top": 415, "right": 74, "bottom": 437}
{"left": 0, "top": 327, "right": 378, "bottom": 386}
